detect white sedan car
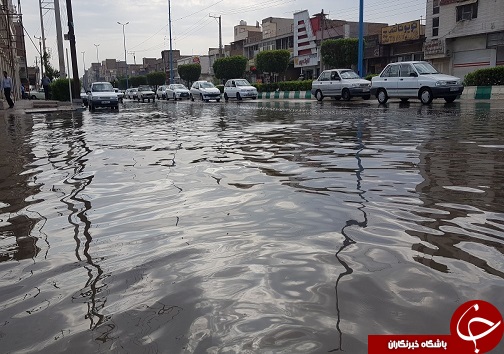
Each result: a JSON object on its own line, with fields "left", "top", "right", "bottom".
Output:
{"left": 223, "top": 79, "right": 258, "bottom": 101}
{"left": 190, "top": 81, "right": 221, "bottom": 102}
{"left": 29, "top": 88, "right": 46, "bottom": 100}
{"left": 166, "top": 84, "right": 191, "bottom": 100}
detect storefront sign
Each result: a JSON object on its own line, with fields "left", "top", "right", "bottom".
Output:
{"left": 381, "top": 20, "right": 421, "bottom": 45}
{"left": 424, "top": 39, "right": 446, "bottom": 57}
{"left": 294, "top": 53, "right": 319, "bottom": 68}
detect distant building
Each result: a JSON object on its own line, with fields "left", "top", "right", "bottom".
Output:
{"left": 424, "top": 0, "right": 504, "bottom": 77}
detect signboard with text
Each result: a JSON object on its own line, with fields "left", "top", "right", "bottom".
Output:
{"left": 294, "top": 53, "right": 319, "bottom": 68}
{"left": 381, "top": 20, "right": 421, "bottom": 45}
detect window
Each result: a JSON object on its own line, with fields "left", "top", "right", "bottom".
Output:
{"left": 399, "top": 64, "right": 416, "bottom": 77}
{"left": 456, "top": 2, "right": 478, "bottom": 22}
{"left": 330, "top": 71, "right": 340, "bottom": 80}
{"left": 381, "top": 65, "right": 399, "bottom": 77}
{"left": 318, "top": 71, "right": 331, "bottom": 81}
{"left": 433, "top": 0, "right": 440, "bottom": 15}
{"left": 432, "top": 17, "right": 439, "bottom": 37}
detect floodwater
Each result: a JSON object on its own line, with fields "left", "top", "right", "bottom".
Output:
{"left": 0, "top": 100, "right": 503, "bottom": 353}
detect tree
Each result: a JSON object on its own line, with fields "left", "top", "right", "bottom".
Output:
{"left": 321, "top": 38, "right": 359, "bottom": 69}
{"left": 178, "top": 64, "right": 201, "bottom": 85}
{"left": 50, "top": 78, "right": 80, "bottom": 101}
{"left": 129, "top": 75, "right": 147, "bottom": 87}
{"left": 213, "top": 56, "right": 247, "bottom": 81}
{"left": 255, "top": 50, "right": 291, "bottom": 80}
{"left": 43, "top": 51, "right": 60, "bottom": 80}
{"left": 147, "top": 71, "right": 166, "bottom": 87}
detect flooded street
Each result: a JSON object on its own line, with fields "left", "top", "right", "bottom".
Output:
{"left": 1, "top": 100, "right": 503, "bottom": 353}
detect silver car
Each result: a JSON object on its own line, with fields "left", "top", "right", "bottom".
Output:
{"left": 190, "top": 81, "right": 221, "bottom": 102}
{"left": 311, "top": 69, "right": 371, "bottom": 101}
{"left": 166, "top": 84, "right": 191, "bottom": 100}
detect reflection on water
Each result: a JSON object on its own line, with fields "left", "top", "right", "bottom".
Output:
{"left": 0, "top": 101, "right": 503, "bottom": 353}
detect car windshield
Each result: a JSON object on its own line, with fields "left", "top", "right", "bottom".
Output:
{"left": 413, "top": 62, "right": 439, "bottom": 75}
{"left": 138, "top": 86, "right": 152, "bottom": 91}
{"left": 339, "top": 70, "right": 360, "bottom": 79}
{"left": 172, "top": 84, "right": 187, "bottom": 89}
{"left": 92, "top": 83, "right": 114, "bottom": 92}
{"left": 235, "top": 79, "right": 251, "bottom": 86}
{"left": 200, "top": 82, "right": 215, "bottom": 88}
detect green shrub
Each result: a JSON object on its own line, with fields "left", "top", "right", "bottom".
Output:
{"left": 252, "top": 80, "right": 313, "bottom": 92}
{"left": 216, "top": 84, "right": 224, "bottom": 93}
{"left": 365, "top": 74, "right": 378, "bottom": 81}
{"left": 213, "top": 56, "right": 247, "bottom": 81}
{"left": 50, "top": 78, "right": 80, "bottom": 101}
{"left": 464, "top": 67, "right": 504, "bottom": 86}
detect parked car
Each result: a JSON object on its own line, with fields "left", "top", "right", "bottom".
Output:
{"left": 126, "top": 88, "right": 138, "bottom": 100}
{"left": 166, "top": 84, "right": 191, "bottom": 100}
{"left": 156, "top": 85, "right": 168, "bottom": 99}
{"left": 137, "top": 85, "right": 156, "bottom": 102}
{"left": 87, "top": 81, "right": 119, "bottom": 111}
{"left": 311, "top": 69, "right": 371, "bottom": 101}
{"left": 370, "top": 61, "right": 464, "bottom": 104}
{"left": 29, "top": 88, "right": 46, "bottom": 100}
{"left": 114, "top": 88, "right": 124, "bottom": 102}
{"left": 190, "top": 81, "right": 221, "bottom": 102}
{"left": 223, "top": 79, "right": 258, "bottom": 101}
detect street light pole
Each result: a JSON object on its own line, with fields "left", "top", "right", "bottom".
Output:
{"left": 118, "top": 21, "right": 129, "bottom": 89}
{"left": 358, "top": 0, "right": 365, "bottom": 77}
{"left": 168, "top": 0, "right": 174, "bottom": 84}
{"left": 94, "top": 43, "right": 100, "bottom": 63}
{"left": 34, "top": 35, "right": 44, "bottom": 78}
{"left": 81, "top": 51, "right": 86, "bottom": 89}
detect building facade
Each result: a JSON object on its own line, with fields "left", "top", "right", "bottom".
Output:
{"left": 0, "top": 0, "right": 21, "bottom": 99}
{"left": 424, "top": 0, "right": 504, "bottom": 77}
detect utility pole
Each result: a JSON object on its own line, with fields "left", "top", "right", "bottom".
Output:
{"left": 65, "top": 0, "right": 80, "bottom": 98}
{"left": 38, "top": 0, "right": 47, "bottom": 67}
{"left": 18, "top": 0, "right": 29, "bottom": 84}
{"left": 54, "top": 0, "right": 66, "bottom": 77}
{"left": 34, "top": 35, "right": 44, "bottom": 77}
{"left": 128, "top": 51, "right": 136, "bottom": 65}
{"left": 209, "top": 14, "right": 223, "bottom": 58}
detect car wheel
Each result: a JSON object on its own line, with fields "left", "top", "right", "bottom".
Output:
{"left": 342, "top": 89, "right": 351, "bottom": 101}
{"left": 236, "top": 92, "right": 242, "bottom": 100}
{"left": 31, "top": 95, "right": 37, "bottom": 100}
{"left": 216, "top": 99, "right": 220, "bottom": 103}
{"left": 224, "top": 93, "right": 229, "bottom": 101}
{"left": 190, "top": 94, "right": 194, "bottom": 102}
{"left": 444, "top": 96, "right": 456, "bottom": 103}
{"left": 362, "top": 95, "right": 370, "bottom": 100}
{"left": 419, "top": 88, "right": 433, "bottom": 105}
{"left": 377, "top": 89, "right": 388, "bottom": 104}
{"left": 173, "top": 94, "right": 177, "bottom": 100}
{"left": 400, "top": 98, "right": 409, "bottom": 102}
{"left": 331, "top": 96, "right": 341, "bottom": 100}
{"left": 315, "top": 90, "right": 324, "bottom": 101}
{"left": 114, "top": 105, "right": 119, "bottom": 110}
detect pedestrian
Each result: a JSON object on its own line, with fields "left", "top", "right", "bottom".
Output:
{"left": 21, "top": 84, "right": 25, "bottom": 99}
{"left": 1, "top": 71, "right": 14, "bottom": 109}
{"left": 41, "top": 74, "right": 51, "bottom": 100}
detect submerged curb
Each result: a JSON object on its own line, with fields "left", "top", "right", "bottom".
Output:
{"left": 256, "top": 86, "right": 504, "bottom": 100}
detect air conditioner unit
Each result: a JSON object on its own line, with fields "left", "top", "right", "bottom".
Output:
{"left": 461, "top": 12, "right": 472, "bottom": 21}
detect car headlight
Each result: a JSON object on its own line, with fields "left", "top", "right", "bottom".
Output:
{"left": 436, "top": 80, "right": 448, "bottom": 86}
{"left": 351, "top": 83, "right": 361, "bottom": 87}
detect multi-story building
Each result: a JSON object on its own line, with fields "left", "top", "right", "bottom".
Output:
{"left": 0, "top": 0, "right": 21, "bottom": 99}
{"left": 293, "top": 10, "right": 387, "bottom": 79}
{"left": 424, "top": 0, "right": 504, "bottom": 77}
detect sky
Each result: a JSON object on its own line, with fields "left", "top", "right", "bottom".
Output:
{"left": 22, "top": 0, "right": 426, "bottom": 76}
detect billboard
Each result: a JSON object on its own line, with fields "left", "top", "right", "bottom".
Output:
{"left": 381, "top": 20, "right": 421, "bottom": 45}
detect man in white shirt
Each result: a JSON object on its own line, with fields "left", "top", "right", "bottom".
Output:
{"left": 1, "top": 71, "right": 14, "bottom": 109}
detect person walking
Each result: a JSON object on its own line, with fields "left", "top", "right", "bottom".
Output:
{"left": 42, "top": 74, "right": 51, "bottom": 100}
{"left": 1, "top": 71, "right": 14, "bottom": 109}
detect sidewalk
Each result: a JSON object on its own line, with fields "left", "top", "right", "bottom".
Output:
{"left": 0, "top": 98, "right": 82, "bottom": 114}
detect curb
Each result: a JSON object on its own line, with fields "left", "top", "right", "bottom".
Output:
{"left": 257, "top": 91, "right": 312, "bottom": 99}
{"left": 256, "top": 87, "right": 504, "bottom": 100}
